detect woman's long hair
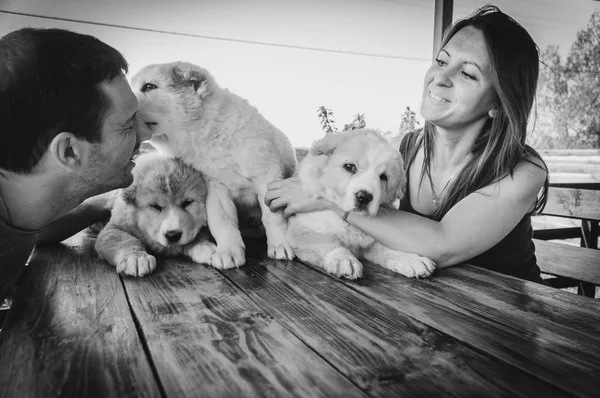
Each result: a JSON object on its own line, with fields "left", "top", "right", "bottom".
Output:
{"left": 411, "top": 5, "right": 549, "bottom": 221}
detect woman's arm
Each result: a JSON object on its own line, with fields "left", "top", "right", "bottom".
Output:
{"left": 266, "top": 160, "right": 546, "bottom": 267}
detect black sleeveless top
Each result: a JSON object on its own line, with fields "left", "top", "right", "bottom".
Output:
{"left": 399, "top": 132, "right": 543, "bottom": 283}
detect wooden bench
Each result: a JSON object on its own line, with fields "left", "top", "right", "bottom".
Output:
{"left": 533, "top": 185, "right": 600, "bottom": 297}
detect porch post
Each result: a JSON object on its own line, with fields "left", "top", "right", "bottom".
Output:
{"left": 433, "top": 0, "right": 453, "bottom": 58}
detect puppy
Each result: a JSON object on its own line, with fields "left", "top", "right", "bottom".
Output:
{"left": 287, "top": 129, "right": 436, "bottom": 279}
{"left": 130, "top": 62, "right": 297, "bottom": 269}
{"left": 95, "top": 153, "right": 216, "bottom": 277}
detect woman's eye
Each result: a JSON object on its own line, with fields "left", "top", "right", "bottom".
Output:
{"left": 141, "top": 83, "right": 158, "bottom": 93}
{"left": 343, "top": 164, "right": 357, "bottom": 174}
{"left": 150, "top": 203, "right": 162, "bottom": 211}
{"left": 380, "top": 173, "right": 388, "bottom": 181}
{"left": 461, "top": 71, "right": 476, "bottom": 80}
{"left": 182, "top": 199, "right": 194, "bottom": 209}
{"left": 435, "top": 58, "right": 446, "bottom": 67}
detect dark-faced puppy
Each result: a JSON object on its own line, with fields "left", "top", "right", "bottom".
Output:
{"left": 130, "top": 62, "right": 298, "bottom": 269}
{"left": 95, "top": 152, "right": 215, "bottom": 276}
{"left": 287, "top": 129, "right": 436, "bottom": 279}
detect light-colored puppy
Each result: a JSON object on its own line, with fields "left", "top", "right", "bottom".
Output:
{"left": 287, "top": 129, "right": 436, "bottom": 279}
{"left": 130, "top": 62, "right": 297, "bottom": 269}
{"left": 95, "top": 153, "right": 216, "bottom": 276}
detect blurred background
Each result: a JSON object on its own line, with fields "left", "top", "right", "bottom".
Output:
{"left": 1, "top": 0, "right": 599, "bottom": 182}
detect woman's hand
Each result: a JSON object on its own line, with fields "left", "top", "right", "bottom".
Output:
{"left": 265, "top": 177, "right": 340, "bottom": 217}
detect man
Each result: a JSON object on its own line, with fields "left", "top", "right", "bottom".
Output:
{"left": 0, "top": 28, "right": 152, "bottom": 303}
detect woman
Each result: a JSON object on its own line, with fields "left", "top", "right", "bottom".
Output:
{"left": 265, "top": 5, "right": 549, "bottom": 283}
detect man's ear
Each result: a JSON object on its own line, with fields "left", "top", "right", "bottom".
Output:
{"left": 48, "top": 132, "right": 88, "bottom": 171}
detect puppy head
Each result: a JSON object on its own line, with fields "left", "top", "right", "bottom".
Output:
{"left": 304, "top": 129, "right": 405, "bottom": 216}
{"left": 123, "top": 152, "right": 208, "bottom": 248}
{"left": 129, "top": 61, "right": 218, "bottom": 139}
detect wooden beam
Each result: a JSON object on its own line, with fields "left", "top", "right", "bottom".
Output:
{"left": 433, "top": 0, "right": 454, "bottom": 58}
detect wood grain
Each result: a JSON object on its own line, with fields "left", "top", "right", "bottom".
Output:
{"left": 337, "top": 260, "right": 600, "bottom": 398}
{"left": 542, "top": 187, "right": 600, "bottom": 220}
{"left": 0, "top": 235, "right": 161, "bottom": 398}
{"left": 220, "top": 241, "right": 572, "bottom": 398}
{"left": 120, "top": 254, "right": 365, "bottom": 398}
{"left": 534, "top": 239, "right": 600, "bottom": 285}
{"left": 446, "top": 264, "right": 600, "bottom": 335}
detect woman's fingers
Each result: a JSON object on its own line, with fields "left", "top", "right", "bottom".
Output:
{"left": 267, "top": 197, "right": 287, "bottom": 212}
{"left": 266, "top": 178, "right": 284, "bottom": 190}
{"left": 264, "top": 188, "right": 278, "bottom": 207}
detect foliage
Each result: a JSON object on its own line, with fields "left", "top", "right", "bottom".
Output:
{"left": 398, "top": 106, "right": 420, "bottom": 135}
{"left": 534, "top": 8, "right": 600, "bottom": 148}
{"left": 317, "top": 105, "right": 337, "bottom": 134}
{"left": 317, "top": 107, "right": 367, "bottom": 134}
{"left": 343, "top": 113, "right": 366, "bottom": 131}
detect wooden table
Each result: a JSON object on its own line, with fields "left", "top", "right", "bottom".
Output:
{"left": 1, "top": 233, "right": 599, "bottom": 398}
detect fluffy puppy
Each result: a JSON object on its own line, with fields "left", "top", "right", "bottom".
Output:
{"left": 287, "top": 129, "right": 436, "bottom": 279}
{"left": 95, "top": 153, "right": 216, "bottom": 276}
{"left": 130, "top": 62, "right": 297, "bottom": 269}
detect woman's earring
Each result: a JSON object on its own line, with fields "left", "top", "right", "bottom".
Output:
{"left": 488, "top": 109, "right": 497, "bottom": 118}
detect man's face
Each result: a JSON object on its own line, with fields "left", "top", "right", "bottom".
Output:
{"left": 80, "top": 74, "right": 152, "bottom": 196}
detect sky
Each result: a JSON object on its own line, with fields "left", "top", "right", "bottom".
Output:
{"left": 1, "top": 0, "right": 598, "bottom": 147}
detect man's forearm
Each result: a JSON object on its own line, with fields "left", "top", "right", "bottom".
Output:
{"left": 37, "top": 191, "right": 118, "bottom": 244}
{"left": 37, "top": 204, "right": 110, "bottom": 244}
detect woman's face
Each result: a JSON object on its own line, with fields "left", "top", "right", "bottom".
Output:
{"left": 420, "top": 26, "right": 498, "bottom": 130}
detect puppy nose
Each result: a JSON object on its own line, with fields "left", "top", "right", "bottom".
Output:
{"left": 165, "top": 230, "right": 182, "bottom": 243}
{"left": 355, "top": 190, "right": 373, "bottom": 206}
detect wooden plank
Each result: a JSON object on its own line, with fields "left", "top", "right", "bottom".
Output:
{"left": 435, "top": 265, "right": 600, "bottom": 336}
{"left": 220, "top": 241, "right": 572, "bottom": 398}
{"left": 450, "top": 265, "right": 600, "bottom": 320}
{"left": 0, "top": 235, "right": 161, "bottom": 398}
{"left": 330, "top": 261, "right": 600, "bottom": 398}
{"left": 534, "top": 239, "right": 600, "bottom": 285}
{"left": 533, "top": 227, "right": 581, "bottom": 240}
{"left": 119, "top": 256, "right": 365, "bottom": 398}
{"left": 549, "top": 181, "right": 600, "bottom": 190}
{"left": 542, "top": 187, "right": 600, "bottom": 220}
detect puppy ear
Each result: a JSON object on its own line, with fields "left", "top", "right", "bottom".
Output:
{"left": 186, "top": 70, "right": 209, "bottom": 97}
{"left": 122, "top": 185, "right": 137, "bottom": 205}
{"left": 310, "top": 133, "right": 346, "bottom": 157}
{"left": 172, "top": 66, "right": 209, "bottom": 98}
{"left": 395, "top": 175, "right": 407, "bottom": 201}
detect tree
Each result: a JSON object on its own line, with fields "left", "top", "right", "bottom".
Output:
{"left": 534, "top": 9, "right": 600, "bottom": 148}
{"left": 343, "top": 113, "right": 366, "bottom": 131}
{"left": 531, "top": 45, "right": 569, "bottom": 148}
{"left": 398, "top": 106, "right": 420, "bottom": 135}
{"left": 564, "top": 8, "right": 600, "bottom": 148}
{"left": 317, "top": 105, "right": 337, "bottom": 134}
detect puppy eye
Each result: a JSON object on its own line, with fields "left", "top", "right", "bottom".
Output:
{"left": 182, "top": 199, "right": 194, "bottom": 209}
{"left": 380, "top": 173, "right": 388, "bottom": 181}
{"left": 343, "top": 163, "right": 357, "bottom": 174}
{"left": 150, "top": 203, "right": 162, "bottom": 211}
{"left": 141, "top": 83, "right": 158, "bottom": 93}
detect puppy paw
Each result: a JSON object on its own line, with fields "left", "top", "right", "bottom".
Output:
{"left": 268, "top": 242, "right": 295, "bottom": 260}
{"left": 211, "top": 246, "right": 246, "bottom": 269}
{"left": 323, "top": 248, "right": 363, "bottom": 279}
{"left": 186, "top": 241, "right": 217, "bottom": 264}
{"left": 387, "top": 253, "right": 436, "bottom": 278}
{"left": 116, "top": 250, "right": 157, "bottom": 277}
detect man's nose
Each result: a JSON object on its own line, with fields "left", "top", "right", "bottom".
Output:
{"left": 136, "top": 118, "right": 153, "bottom": 141}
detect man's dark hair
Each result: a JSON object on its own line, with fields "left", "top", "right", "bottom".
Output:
{"left": 0, "top": 28, "right": 128, "bottom": 173}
